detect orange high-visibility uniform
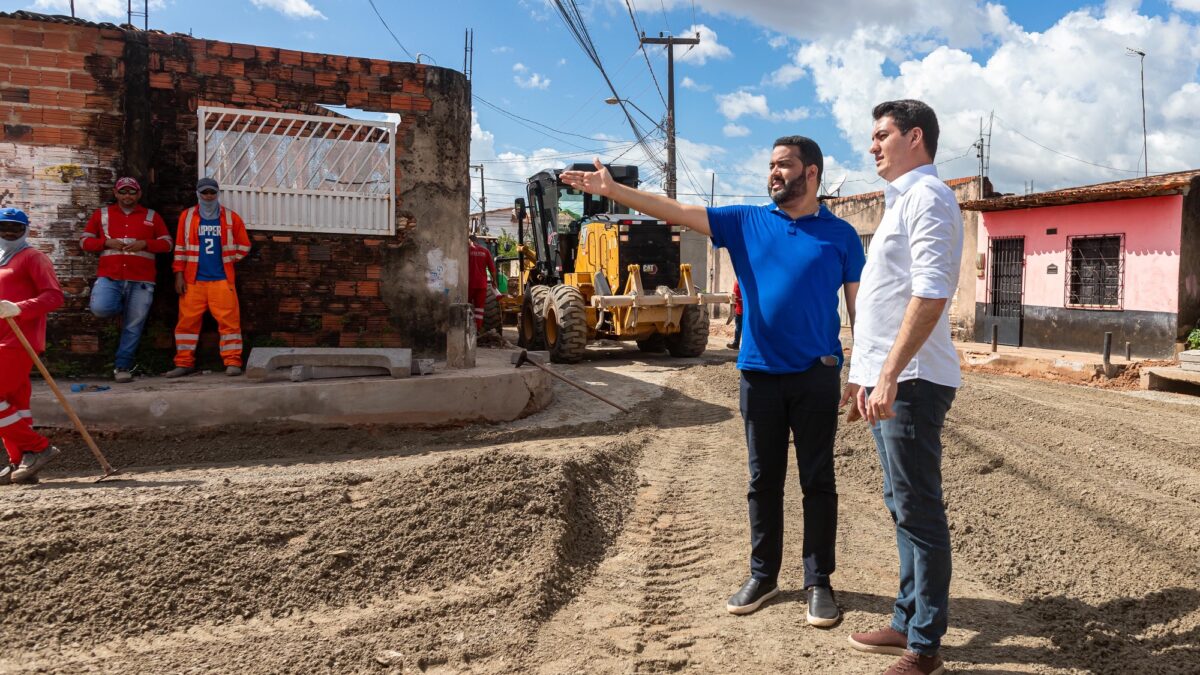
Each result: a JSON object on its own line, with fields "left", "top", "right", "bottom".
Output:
{"left": 171, "top": 206, "right": 250, "bottom": 367}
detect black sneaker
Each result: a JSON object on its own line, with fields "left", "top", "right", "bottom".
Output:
{"left": 726, "top": 578, "right": 779, "bottom": 615}
{"left": 0, "top": 463, "right": 12, "bottom": 486}
{"left": 806, "top": 585, "right": 841, "bottom": 627}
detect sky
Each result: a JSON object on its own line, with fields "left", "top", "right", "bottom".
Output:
{"left": 4, "top": 0, "right": 1200, "bottom": 211}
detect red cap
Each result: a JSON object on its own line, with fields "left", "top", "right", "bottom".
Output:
{"left": 115, "top": 177, "right": 141, "bottom": 192}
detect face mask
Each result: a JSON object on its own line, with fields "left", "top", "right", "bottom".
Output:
{"left": 0, "top": 228, "right": 30, "bottom": 267}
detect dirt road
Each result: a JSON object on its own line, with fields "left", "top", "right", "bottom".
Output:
{"left": 1, "top": 347, "right": 1198, "bottom": 674}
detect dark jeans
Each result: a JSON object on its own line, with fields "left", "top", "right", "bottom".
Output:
{"left": 740, "top": 365, "right": 840, "bottom": 589}
{"left": 868, "top": 378, "right": 957, "bottom": 655}
{"left": 731, "top": 313, "right": 743, "bottom": 348}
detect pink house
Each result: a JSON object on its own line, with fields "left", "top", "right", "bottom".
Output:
{"left": 961, "top": 171, "right": 1200, "bottom": 358}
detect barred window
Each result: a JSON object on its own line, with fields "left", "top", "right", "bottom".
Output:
{"left": 1066, "top": 234, "right": 1123, "bottom": 308}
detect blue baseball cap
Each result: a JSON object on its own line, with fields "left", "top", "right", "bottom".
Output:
{"left": 0, "top": 207, "right": 29, "bottom": 227}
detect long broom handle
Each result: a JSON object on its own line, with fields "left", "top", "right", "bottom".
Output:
{"left": 4, "top": 316, "right": 114, "bottom": 475}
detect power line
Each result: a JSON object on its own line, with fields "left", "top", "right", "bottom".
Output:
{"left": 992, "top": 115, "right": 1141, "bottom": 175}
{"left": 623, "top": 0, "right": 667, "bottom": 107}
{"left": 366, "top": 0, "right": 416, "bottom": 61}
{"left": 474, "top": 95, "right": 641, "bottom": 149}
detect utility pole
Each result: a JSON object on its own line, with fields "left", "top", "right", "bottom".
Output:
{"left": 471, "top": 164, "right": 486, "bottom": 235}
{"left": 463, "top": 29, "right": 474, "bottom": 81}
{"left": 640, "top": 32, "right": 700, "bottom": 200}
{"left": 1127, "top": 48, "right": 1148, "bottom": 177}
{"left": 69, "top": 0, "right": 75, "bottom": 18}
{"left": 127, "top": 0, "right": 147, "bottom": 29}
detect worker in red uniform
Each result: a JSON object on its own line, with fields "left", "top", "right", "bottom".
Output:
{"left": 726, "top": 279, "right": 744, "bottom": 350}
{"left": 165, "top": 177, "right": 250, "bottom": 378}
{"left": 80, "top": 177, "right": 172, "bottom": 383}
{"left": 468, "top": 234, "right": 497, "bottom": 332}
{"left": 0, "top": 207, "right": 64, "bottom": 485}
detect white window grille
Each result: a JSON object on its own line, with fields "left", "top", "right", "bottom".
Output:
{"left": 197, "top": 106, "right": 396, "bottom": 235}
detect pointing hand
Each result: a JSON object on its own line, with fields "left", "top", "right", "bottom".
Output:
{"left": 560, "top": 157, "right": 614, "bottom": 197}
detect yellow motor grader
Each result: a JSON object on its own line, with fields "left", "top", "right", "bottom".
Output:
{"left": 513, "top": 163, "right": 729, "bottom": 363}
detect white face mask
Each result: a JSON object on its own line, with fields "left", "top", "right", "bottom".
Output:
{"left": 0, "top": 227, "right": 29, "bottom": 266}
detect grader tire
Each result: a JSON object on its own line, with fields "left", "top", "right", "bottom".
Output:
{"left": 482, "top": 290, "right": 502, "bottom": 335}
{"left": 636, "top": 334, "right": 667, "bottom": 353}
{"left": 544, "top": 285, "right": 588, "bottom": 363}
{"left": 666, "top": 305, "right": 710, "bottom": 358}
{"left": 518, "top": 285, "right": 550, "bottom": 349}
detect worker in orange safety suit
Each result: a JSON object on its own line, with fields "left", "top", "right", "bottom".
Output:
{"left": 164, "top": 177, "right": 250, "bottom": 378}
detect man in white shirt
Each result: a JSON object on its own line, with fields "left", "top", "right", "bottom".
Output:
{"left": 842, "top": 100, "right": 963, "bottom": 675}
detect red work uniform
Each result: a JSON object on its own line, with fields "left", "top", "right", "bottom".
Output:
{"left": 79, "top": 204, "right": 172, "bottom": 282}
{"left": 172, "top": 206, "right": 250, "bottom": 368}
{"left": 0, "top": 248, "right": 64, "bottom": 464}
{"left": 468, "top": 241, "right": 496, "bottom": 330}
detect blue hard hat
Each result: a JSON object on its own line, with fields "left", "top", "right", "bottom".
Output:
{"left": 0, "top": 207, "right": 29, "bottom": 227}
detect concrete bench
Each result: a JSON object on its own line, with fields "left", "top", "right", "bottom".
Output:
{"left": 1181, "top": 350, "right": 1200, "bottom": 373}
{"left": 245, "top": 348, "right": 413, "bottom": 380}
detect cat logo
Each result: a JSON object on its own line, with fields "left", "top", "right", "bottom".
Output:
{"left": 641, "top": 264, "right": 658, "bottom": 274}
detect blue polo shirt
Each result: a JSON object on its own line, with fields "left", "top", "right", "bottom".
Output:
{"left": 708, "top": 204, "right": 866, "bottom": 374}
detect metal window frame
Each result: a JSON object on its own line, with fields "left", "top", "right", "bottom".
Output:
{"left": 1064, "top": 233, "right": 1125, "bottom": 310}
{"left": 985, "top": 235, "right": 1026, "bottom": 317}
{"left": 197, "top": 106, "right": 397, "bottom": 236}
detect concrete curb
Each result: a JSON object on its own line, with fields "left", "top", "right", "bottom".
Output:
{"left": 30, "top": 350, "right": 552, "bottom": 430}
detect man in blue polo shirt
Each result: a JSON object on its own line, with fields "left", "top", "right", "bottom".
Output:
{"left": 562, "top": 136, "right": 865, "bottom": 625}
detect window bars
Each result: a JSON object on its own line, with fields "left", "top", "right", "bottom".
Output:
{"left": 197, "top": 107, "right": 397, "bottom": 235}
{"left": 987, "top": 236, "right": 1025, "bottom": 318}
{"left": 1066, "top": 234, "right": 1124, "bottom": 309}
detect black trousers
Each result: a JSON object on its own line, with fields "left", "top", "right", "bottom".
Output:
{"left": 739, "top": 365, "right": 840, "bottom": 588}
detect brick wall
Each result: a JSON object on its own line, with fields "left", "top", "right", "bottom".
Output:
{"left": 0, "top": 12, "right": 470, "bottom": 372}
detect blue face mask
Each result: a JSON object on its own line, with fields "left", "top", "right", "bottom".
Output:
{"left": 0, "top": 227, "right": 29, "bottom": 267}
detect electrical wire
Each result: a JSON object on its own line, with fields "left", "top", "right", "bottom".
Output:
{"left": 993, "top": 115, "right": 1141, "bottom": 175}
{"left": 365, "top": 0, "right": 416, "bottom": 61}
{"left": 623, "top": 0, "right": 667, "bottom": 107}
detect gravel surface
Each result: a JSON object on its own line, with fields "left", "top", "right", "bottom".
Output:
{"left": 1, "top": 350, "right": 1197, "bottom": 673}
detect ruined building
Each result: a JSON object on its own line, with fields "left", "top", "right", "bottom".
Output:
{"left": 0, "top": 11, "right": 470, "bottom": 371}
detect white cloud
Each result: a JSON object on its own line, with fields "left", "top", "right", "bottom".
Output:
{"left": 768, "top": 35, "right": 789, "bottom": 49}
{"left": 777, "top": 3, "right": 1200, "bottom": 194}
{"left": 32, "top": 0, "right": 165, "bottom": 20}
{"left": 723, "top": 123, "right": 751, "bottom": 137}
{"left": 513, "top": 63, "right": 528, "bottom": 73}
{"left": 1170, "top": 0, "right": 1200, "bottom": 11}
{"left": 249, "top": 0, "right": 326, "bottom": 19}
{"left": 514, "top": 72, "right": 551, "bottom": 90}
{"left": 675, "top": 24, "right": 733, "bottom": 65}
{"left": 493, "top": 46, "right": 513, "bottom": 54}
{"left": 716, "top": 91, "right": 810, "bottom": 123}
{"left": 558, "top": 58, "right": 568, "bottom": 66}
{"left": 681, "top": 77, "right": 711, "bottom": 92}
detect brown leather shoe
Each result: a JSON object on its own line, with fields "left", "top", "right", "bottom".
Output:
{"left": 848, "top": 626, "right": 907, "bottom": 656}
{"left": 881, "top": 650, "right": 944, "bottom": 675}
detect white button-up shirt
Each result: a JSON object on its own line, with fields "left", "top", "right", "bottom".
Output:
{"left": 848, "top": 164, "right": 963, "bottom": 389}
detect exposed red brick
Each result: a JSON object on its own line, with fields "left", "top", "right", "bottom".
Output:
{"left": 32, "top": 126, "right": 60, "bottom": 144}
{"left": 26, "top": 88, "right": 55, "bottom": 106}
{"left": 278, "top": 298, "right": 301, "bottom": 313}
{"left": 59, "top": 127, "right": 87, "bottom": 146}
{"left": 322, "top": 314, "right": 344, "bottom": 332}
{"left": 149, "top": 72, "right": 174, "bottom": 89}
{"left": 313, "top": 71, "right": 338, "bottom": 88}
{"left": 41, "top": 32, "right": 70, "bottom": 51}
{"left": 230, "top": 43, "right": 255, "bottom": 60}
{"left": 0, "top": 45, "right": 28, "bottom": 66}
{"left": 206, "top": 40, "right": 231, "bottom": 57}
{"left": 334, "top": 281, "right": 357, "bottom": 296}
{"left": 12, "top": 30, "right": 43, "bottom": 48}
{"left": 291, "top": 69, "right": 314, "bottom": 85}
{"left": 55, "top": 53, "right": 86, "bottom": 70}
{"left": 25, "top": 51, "right": 57, "bottom": 69}
{"left": 41, "top": 109, "right": 73, "bottom": 125}
{"left": 69, "top": 72, "right": 97, "bottom": 91}
{"left": 369, "top": 61, "right": 389, "bottom": 75}
{"left": 96, "top": 38, "right": 125, "bottom": 57}
{"left": 71, "top": 334, "right": 99, "bottom": 354}
{"left": 9, "top": 68, "right": 41, "bottom": 88}
{"left": 401, "top": 78, "right": 423, "bottom": 95}
{"left": 251, "top": 81, "right": 275, "bottom": 98}
{"left": 277, "top": 48, "right": 302, "bottom": 66}
{"left": 255, "top": 46, "right": 278, "bottom": 62}
{"left": 356, "top": 281, "right": 380, "bottom": 297}
{"left": 231, "top": 78, "right": 251, "bottom": 94}
{"left": 193, "top": 57, "right": 220, "bottom": 76}
{"left": 220, "top": 60, "right": 244, "bottom": 78}
{"left": 14, "top": 108, "right": 41, "bottom": 124}
{"left": 301, "top": 51, "right": 323, "bottom": 67}
{"left": 365, "top": 264, "right": 381, "bottom": 279}
{"left": 163, "top": 57, "right": 189, "bottom": 74}
{"left": 274, "top": 263, "right": 298, "bottom": 278}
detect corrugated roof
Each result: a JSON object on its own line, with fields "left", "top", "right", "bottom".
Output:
{"left": 960, "top": 169, "right": 1200, "bottom": 212}
{"left": 0, "top": 10, "right": 124, "bottom": 30}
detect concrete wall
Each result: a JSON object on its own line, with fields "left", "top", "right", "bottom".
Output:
{"left": 0, "top": 12, "right": 469, "bottom": 369}
{"left": 973, "top": 195, "right": 1184, "bottom": 357}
